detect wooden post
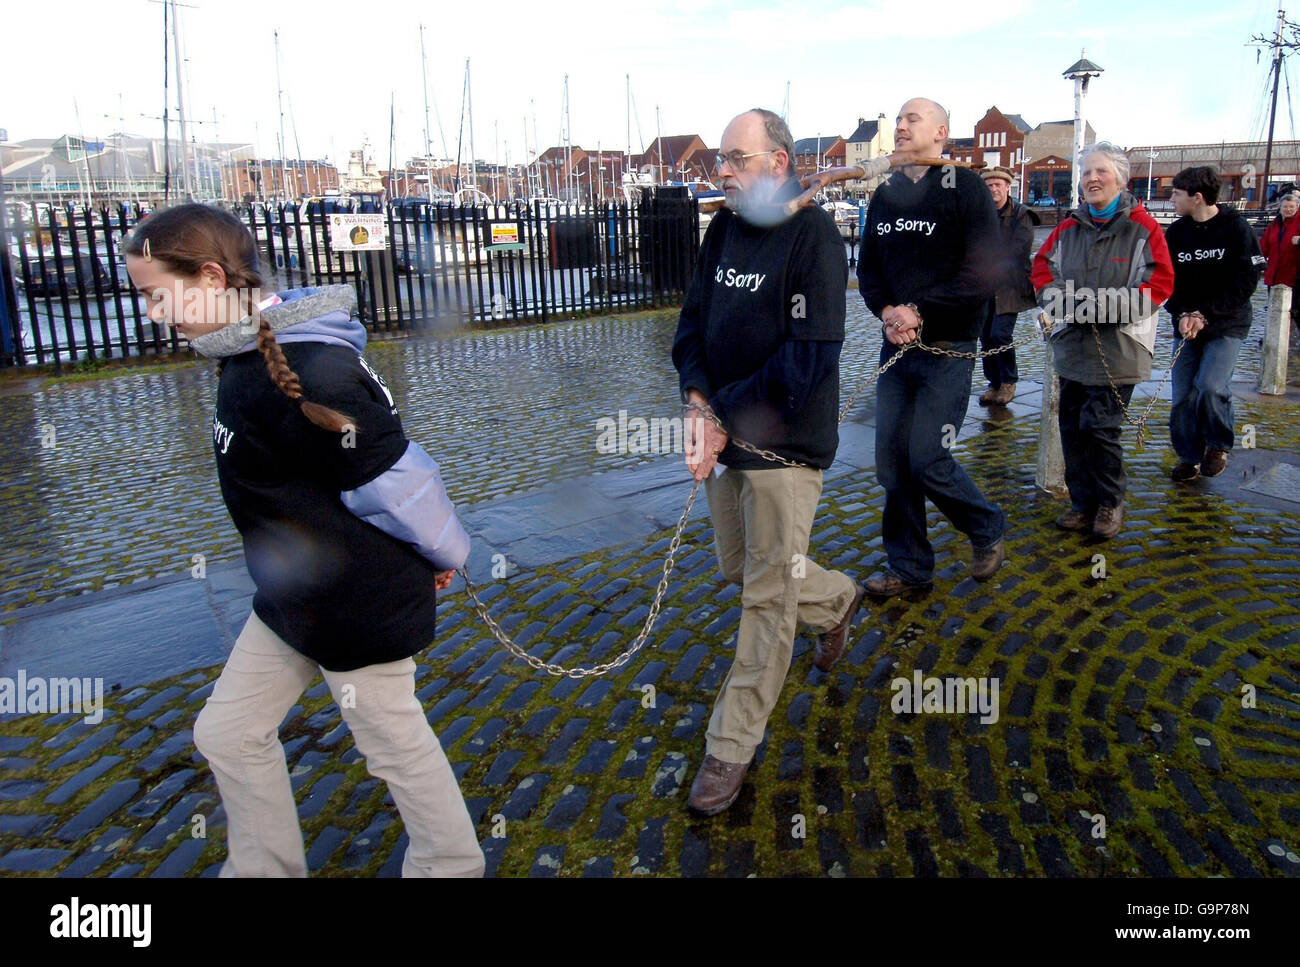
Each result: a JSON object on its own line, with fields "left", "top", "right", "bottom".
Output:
{"left": 1259, "top": 285, "right": 1292, "bottom": 396}
{"left": 1037, "top": 313, "right": 1067, "bottom": 495}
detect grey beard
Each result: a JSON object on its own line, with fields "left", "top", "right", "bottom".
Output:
{"left": 730, "top": 174, "right": 788, "bottom": 228}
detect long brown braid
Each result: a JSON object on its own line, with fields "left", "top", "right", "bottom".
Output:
{"left": 255, "top": 312, "right": 354, "bottom": 432}
{"left": 125, "top": 203, "right": 355, "bottom": 434}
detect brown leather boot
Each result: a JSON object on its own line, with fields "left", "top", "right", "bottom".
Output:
{"left": 1092, "top": 501, "right": 1124, "bottom": 540}
{"left": 865, "top": 569, "right": 934, "bottom": 598}
{"left": 688, "top": 755, "right": 750, "bottom": 815}
{"left": 1055, "top": 509, "right": 1093, "bottom": 531}
{"left": 979, "top": 384, "right": 999, "bottom": 405}
{"left": 1201, "top": 449, "right": 1228, "bottom": 477}
{"left": 814, "top": 581, "right": 866, "bottom": 672}
{"left": 993, "top": 382, "right": 1017, "bottom": 405}
{"left": 970, "top": 539, "right": 1005, "bottom": 582}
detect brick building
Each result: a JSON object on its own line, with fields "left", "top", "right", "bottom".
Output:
{"left": 792, "top": 136, "right": 845, "bottom": 177}
{"left": 221, "top": 159, "right": 338, "bottom": 204}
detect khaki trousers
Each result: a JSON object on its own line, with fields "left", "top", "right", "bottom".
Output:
{"left": 193, "top": 611, "right": 485, "bottom": 877}
{"left": 702, "top": 465, "right": 857, "bottom": 763}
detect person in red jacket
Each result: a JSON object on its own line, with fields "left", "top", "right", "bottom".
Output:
{"left": 1260, "top": 191, "right": 1300, "bottom": 288}
{"left": 1260, "top": 191, "right": 1300, "bottom": 331}
{"left": 1032, "top": 143, "right": 1175, "bottom": 540}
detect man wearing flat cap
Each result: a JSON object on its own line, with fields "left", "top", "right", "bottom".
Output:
{"left": 977, "top": 165, "right": 1039, "bottom": 406}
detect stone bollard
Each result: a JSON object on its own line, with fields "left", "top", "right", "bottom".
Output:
{"left": 1036, "top": 313, "right": 1067, "bottom": 496}
{"left": 1259, "top": 285, "right": 1292, "bottom": 396}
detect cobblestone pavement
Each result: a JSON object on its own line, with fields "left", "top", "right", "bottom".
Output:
{"left": 1, "top": 291, "right": 1295, "bottom": 615}
{"left": 1, "top": 293, "right": 1299, "bottom": 877}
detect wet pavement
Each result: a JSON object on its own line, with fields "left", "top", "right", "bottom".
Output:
{"left": 1, "top": 293, "right": 1299, "bottom": 877}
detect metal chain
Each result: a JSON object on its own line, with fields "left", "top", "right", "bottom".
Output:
{"left": 1088, "top": 322, "right": 1188, "bottom": 450}
{"left": 459, "top": 480, "right": 702, "bottom": 678}
{"left": 460, "top": 307, "right": 1055, "bottom": 677}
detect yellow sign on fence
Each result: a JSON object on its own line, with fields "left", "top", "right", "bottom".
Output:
{"left": 490, "top": 224, "right": 520, "bottom": 246}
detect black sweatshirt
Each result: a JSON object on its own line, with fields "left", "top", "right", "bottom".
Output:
{"left": 214, "top": 342, "right": 441, "bottom": 671}
{"left": 672, "top": 176, "right": 846, "bottom": 469}
{"left": 1163, "top": 205, "right": 1264, "bottom": 340}
{"left": 857, "top": 165, "right": 999, "bottom": 342}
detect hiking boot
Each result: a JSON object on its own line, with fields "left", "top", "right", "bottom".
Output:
{"left": 1055, "top": 509, "right": 1093, "bottom": 531}
{"left": 814, "top": 581, "right": 867, "bottom": 672}
{"left": 1092, "top": 502, "right": 1124, "bottom": 540}
{"left": 978, "top": 384, "right": 999, "bottom": 405}
{"left": 970, "top": 539, "right": 1005, "bottom": 582}
{"left": 993, "top": 382, "right": 1017, "bottom": 405}
{"left": 1171, "top": 462, "right": 1200, "bottom": 483}
{"left": 1201, "top": 449, "right": 1228, "bottom": 477}
{"left": 864, "top": 569, "right": 934, "bottom": 598}
{"left": 688, "top": 755, "right": 750, "bottom": 815}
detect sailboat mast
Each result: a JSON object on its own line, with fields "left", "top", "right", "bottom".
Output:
{"left": 655, "top": 104, "right": 662, "bottom": 182}
{"left": 1262, "top": 6, "right": 1285, "bottom": 207}
{"left": 453, "top": 59, "right": 466, "bottom": 194}
{"left": 467, "top": 59, "right": 477, "bottom": 195}
{"left": 420, "top": 24, "right": 432, "bottom": 162}
{"left": 562, "top": 74, "right": 572, "bottom": 200}
{"left": 274, "top": 29, "right": 288, "bottom": 200}
{"left": 171, "top": 0, "right": 193, "bottom": 199}
{"left": 289, "top": 94, "right": 306, "bottom": 199}
{"left": 161, "top": 0, "right": 171, "bottom": 202}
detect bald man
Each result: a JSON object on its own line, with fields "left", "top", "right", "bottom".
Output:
{"left": 856, "top": 98, "right": 1006, "bottom": 596}
{"left": 673, "top": 107, "right": 864, "bottom": 815}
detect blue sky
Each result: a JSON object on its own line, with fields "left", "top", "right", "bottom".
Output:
{"left": 2, "top": 0, "right": 1291, "bottom": 166}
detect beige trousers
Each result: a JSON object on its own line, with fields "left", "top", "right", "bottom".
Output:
{"left": 702, "top": 465, "right": 857, "bottom": 763}
{"left": 193, "top": 611, "right": 485, "bottom": 877}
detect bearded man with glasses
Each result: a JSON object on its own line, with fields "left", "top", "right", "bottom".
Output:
{"left": 671, "top": 108, "right": 912, "bottom": 815}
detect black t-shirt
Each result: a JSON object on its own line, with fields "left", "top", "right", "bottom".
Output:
{"left": 1164, "top": 206, "right": 1263, "bottom": 340}
{"left": 213, "top": 343, "right": 440, "bottom": 671}
{"left": 671, "top": 180, "right": 847, "bottom": 469}
{"left": 857, "top": 165, "right": 999, "bottom": 342}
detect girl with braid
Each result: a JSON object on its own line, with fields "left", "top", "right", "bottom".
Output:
{"left": 124, "top": 204, "right": 484, "bottom": 877}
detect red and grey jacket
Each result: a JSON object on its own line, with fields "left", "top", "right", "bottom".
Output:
{"left": 1259, "top": 211, "right": 1300, "bottom": 287}
{"left": 1032, "top": 193, "right": 1175, "bottom": 386}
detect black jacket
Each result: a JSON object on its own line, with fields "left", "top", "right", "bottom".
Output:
{"left": 1163, "top": 205, "right": 1264, "bottom": 340}
{"left": 857, "top": 165, "right": 1000, "bottom": 343}
{"left": 211, "top": 296, "right": 458, "bottom": 671}
{"left": 672, "top": 176, "right": 846, "bottom": 469}
{"left": 991, "top": 198, "right": 1040, "bottom": 315}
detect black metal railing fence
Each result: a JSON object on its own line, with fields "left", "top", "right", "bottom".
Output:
{"left": 0, "top": 189, "right": 700, "bottom": 368}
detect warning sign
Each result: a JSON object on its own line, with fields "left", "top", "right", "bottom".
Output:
{"left": 486, "top": 222, "right": 526, "bottom": 251}
{"left": 330, "top": 214, "right": 388, "bottom": 251}
{"left": 490, "top": 224, "right": 519, "bottom": 245}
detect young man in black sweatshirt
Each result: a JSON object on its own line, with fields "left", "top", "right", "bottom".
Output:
{"left": 1164, "top": 166, "right": 1265, "bottom": 481}
{"left": 856, "top": 98, "right": 1006, "bottom": 596}
{"left": 672, "top": 108, "right": 865, "bottom": 815}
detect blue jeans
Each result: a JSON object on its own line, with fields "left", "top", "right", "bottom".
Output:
{"left": 1169, "top": 334, "right": 1242, "bottom": 464}
{"left": 980, "top": 307, "right": 1019, "bottom": 386}
{"left": 874, "top": 342, "right": 1005, "bottom": 584}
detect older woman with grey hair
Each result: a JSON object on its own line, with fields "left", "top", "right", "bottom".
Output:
{"left": 1031, "top": 142, "right": 1175, "bottom": 539}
